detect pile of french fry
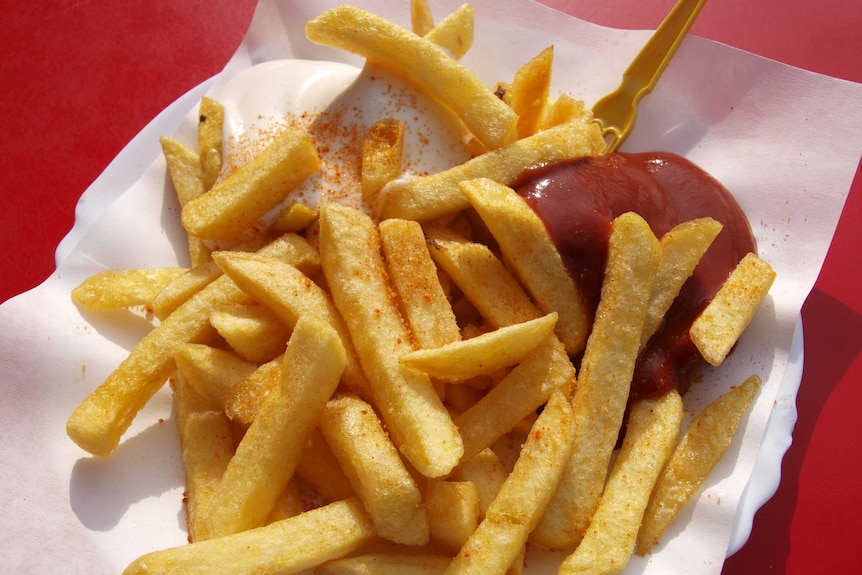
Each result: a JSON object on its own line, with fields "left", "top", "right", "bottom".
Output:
{"left": 66, "top": 2, "right": 776, "bottom": 574}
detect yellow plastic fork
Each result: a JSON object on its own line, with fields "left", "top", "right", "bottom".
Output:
{"left": 592, "top": 0, "right": 708, "bottom": 153}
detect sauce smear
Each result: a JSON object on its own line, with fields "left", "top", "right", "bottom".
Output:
{"left": 515, "top": 152, "right": 756, "bottom": 398}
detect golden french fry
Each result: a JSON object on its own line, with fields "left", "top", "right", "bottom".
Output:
{"left": 511, "top": 46, "right": 554, "bottom": 138}
{"left": 209, "top": 303, "right": 292, "bottom": 364}
{"left": 532, "top": 212, "right": 661, "bottom": 550}
{"left": 181, "top": 127, "right": 320, "bottom": 242}
{"left": 380, "top": 119, "right": 603, "bottom": 222}
{"left": 424, "top": 3, "right": 474, "bottom": 60}
{"left": 295, "top": 428, "right": 355, "bottom": 504}
{"left": 123, "top": 498, "right": 377, "bottom": 575}
{"left": 410, "top": 0, "right": 435, "bottom": 36}
{"left": 222, "top": 356, "right": 281, "bottom": 426}
{"left": 211, "top": 251, "right": 370, "bottom": 400}
{"left": 159, "top": 135, "right": 211, "bottom": 265}
{"left": 400, "top": 312, "right": 558, "bottom": 382}
{"left": 425, "top": 479, "right": 481, "bottom": 552}
{"left": 379, "top": 218, "right": 460, "bottom": 350}
{"left": 319, "top": 203, "right": 463, "bottom": 478}
{"left": 198, "top": 96, "right": 225, "bottom": 191}
{"left": 306, "top": 5, "right": 517, "bottom": 150}
{"left": 317, "top": 553, "right": 450, "bottom": 575}
{"left": 690, "top": 253, "right": 776, "bottom": 366}
{"left": 449, "top": 448, "right": 508, "bottom": 516}
{"left": 361, "top": 118, "right": 405, "bottom": 201}
{"left": 173, "top": 343, "right": 257, "bottom": 405}
{"left": 455, "top": 333, "right": 574, "bottom": 462}
{"left": 461, "top": 177, "right": 590, "bottom": 355}
{"left": 537, "top": 94, "right": 591, "bottom": 131}
{"left": 270, "top": 202, "right": 319, "bottom": 234}
{"left": 636, "top": 374, "right": 762, "bottom": 555}
{"left": 207, "top": 315, "right": 346, "bottom": 538}
{"left": 152, "top": 261, "right": 222, "bottom": 320}
{"left": 444, "top": 391, "right": 575, "bottom": 575}
{"left": 72, "top": 268, "right": 186, "bottom": 311}
{"left": 424, "top": 229, "right": 541, "bottom": 328}
{"left": 642, "top": 217, "right": 723, "bottom": 347}
{"left": 320, "top": 394, "right": 429, "bottom": 546}
{"left": 266, "top": 478, "right": 306, "bottom": 524}
{"left": 559, "top": 391, "right": 683, "bottom": 575}
{"left": 172, "top": 374, "right": 235, "bottom": 542}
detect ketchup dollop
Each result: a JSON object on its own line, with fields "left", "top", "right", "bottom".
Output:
{"left": 514, "top": 152, "right": 756, "bottom": 399}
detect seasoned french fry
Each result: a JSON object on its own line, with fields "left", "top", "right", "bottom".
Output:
{"left": 559, "top": 391, "right": 683, "bottom": 574}
{"left": 636, "top": 374, "right": 762, "bottom": 555}
{"left": 425, "top": 479, "right": 481, "bottom": 552}
{"left": 532, "top": 212, "right": 661, "bottom": 550}
{"left": 379, "top": 218, "right": 460, "bottom": 351}
{"left": 444, "top": 391, "right": 575, "bottom": 575}
{"left": 172, "top": 374, "right": 235, "bottom": 543}
{"left": 424, "top": 3, "right": 474, "bottom": 60}
{"left": 317, "top": 553, "right": 450, "bottom": 575}
{"left": 295, "top": 428, "right": 355, "bottom": 504}
{"left": 320, "top": 393, "right": 429, "bottom": 546}
{"left": 209, "top": 303, "right": 292, "bottom": 364}
{"left": 511, "top": 46, "right": 554, "bottom": 138}
{"left": 211, "top": 251, "right": 370, "bottom": 400}
{"left": 642, "top": 217, "right": 723, "bottom": 347}
{"left": 410, "top": 0, "right": 435, "bottom": 36}
{"left": 271, "top": 202, "right": 319, "bottom": 234}
{"left": 207, "top": 315, "right": 346, "bottom": 538}
{"left": 690, "top": 253, "right": 776, "bottom": 366}
{"left": 198, "top": 96, "right": 225, "bottom": 191}
{"left": 361, "top": 118, "right": 405, "bottom": 201}
{"left": 400, "top": 312, "right": 558, "bottom": 382}
{"left": 72, "top": 268, "right": 186, "bottom": 311}
{"left": 461, "top": 177, "right": 590, "bottom": 355}
{"left": 449, "top": 448, "right": 508, "bottom": 516}
{"left": 266, "top": 478, "right": 306, "bottom": 524}
{"left": 222, "top": 355, "right": 281, "bottom": 426}
{"left": 455, "top": 333, "right": 574, "bottom": 462}
{"left": 160, "top": 135, "right": 211, "bottom": 266}
{"left": 122, "top": 498, "right": 377, "bottom": 575}
{"left": 173, "top": 343, "right": 257, "bottom": 405}
{"left": 537, "top": 94, "right": 591, "bottom": 131}
{"left": 181, "top": 127, "right": 320, "bottom": 243}
{"left": 319, "top": 203, "right": 463, "bottom": 478}
{"left": 306, "top": 5, "right": 517, "bottom": 150}
{"left": 380, "top": 120, "right": 603, "bottom": 222}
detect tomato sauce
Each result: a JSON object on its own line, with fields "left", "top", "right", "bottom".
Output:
{"left": 514, "top": 152, "right": 756, "bottom": 398}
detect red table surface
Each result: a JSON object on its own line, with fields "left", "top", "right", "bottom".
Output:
{"left": 1, "top": 0, "right": 860, "bottom": 573}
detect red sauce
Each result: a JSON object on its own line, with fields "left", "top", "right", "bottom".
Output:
{"left": 514, "top": 151, "right": 756, "bottom": 399}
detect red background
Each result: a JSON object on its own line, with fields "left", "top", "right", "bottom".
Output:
{"left": 2, "top": 1, "right": 860, "bottom": 573}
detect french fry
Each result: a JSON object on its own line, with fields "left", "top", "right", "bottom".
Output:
{"left": 449, "top": 448, "right": 508, "bottom": 517}
{"left": 209, "top": 303, "right": 292, "bottom": 364}
{"left": 266, "top": 478, "right": 306, "bottom": 524}
{"left": 270, "top": 202, "right": 319, "bottom": 234}
{"left": 171, "top": 374, "right": 235, "bottom": 543}
{"left": 455, "top": 332, "right": 574, "bottom": 462}
{"left": 425, "top": 479, "right": 481, "bottom": 552}
{"left": 295, "top": 428, "right": 355, "bottom": 504}
{"left": 461, "top": 177, "right": 590, "bottom": 355}
{"left": 379, "top": 218, "right": 460, "bottom": 351}
{"left": 410, "top": 0, "right": 435, "bottom": 36}
{"left": 537, "top": 94, "right": 591, "bottom": 131}
{"left": 361, "top": 118, "right": 405, "bottom": 201}
{"left": 206, "top": 315, "right": 346, "bottom": 538}
{"left": 197, "top": 96, "right": 225, "bottom": 191}
{"left": 532, "top": 212, "right": 661, "bottom": 550}
{"left": 181, "top": 127, "right": 320, "bottom": 243}
{"left": 636, "top": 374, "right": 762, "bottom": 555}
{"left": 122, "top": 497, "right": 377, "bottom": 575}
{"left": 400, "top": 312, "right": 558, "bottom": 382}
{"left": 319, "top": 202, "right": 463, "bottom": 478}
{"left": 511, "top": 46, "right": 554, "bottom": 138}
{"left": 444, "top": 391, "right": 575, "bottom": 575}
{"left": 690, "top": 253, "right": 776, "bottom": 366}
{"left": 317, "top": 553, "right": 450, "bottom": 575}
{"left": 222, "top": 355, "right": 281, "bottom": 426}
{"left": 642, "top": 217, "right": 723, "bottom": 347}
{"left": 424, "top": 3, "right": 474, "bottom": 60}
{"left": 320, "top": 393, "right": 429, "bottom": 546}
{"left": 306, "top": 5, "right": 517, "bottom": 150}
{"left": 71, "top": 268, "right": 186, "bottom": 311}
{"left": 210, "top": 251, "right": 370, "bottom": 400}
{"left": 173, "top": 343, "right": 257, "bottom": 405}
{"left": 152, "top": 261, "right": 222, "bottom": 320}
{"left": 559, "top": 391, "right": 683, "bottom": 575}
{"left": 159, "top": 135, "right": 211, "bottom": 266}
{"left": 380, "top": 120, "right": 603, "bottom": 222}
